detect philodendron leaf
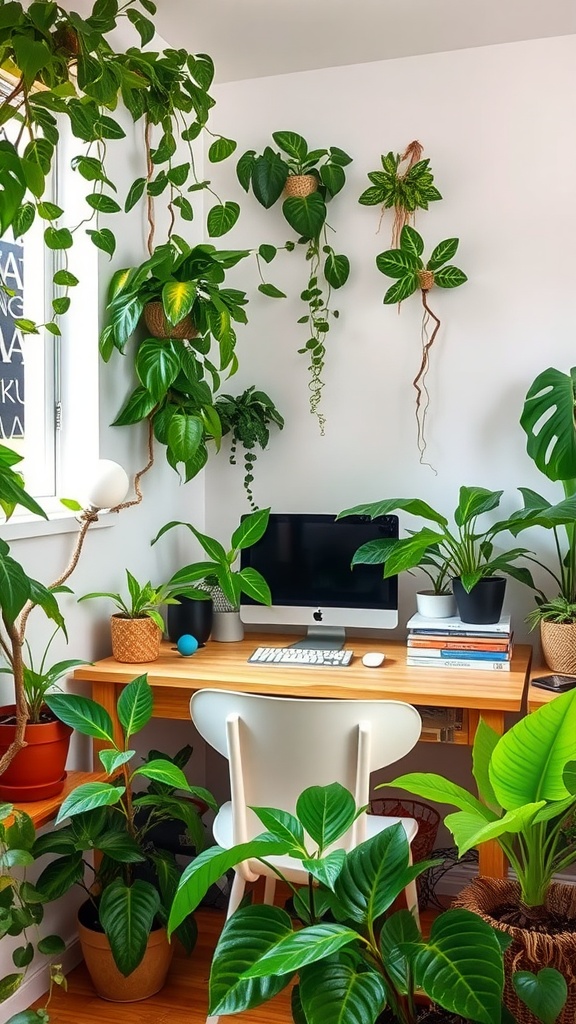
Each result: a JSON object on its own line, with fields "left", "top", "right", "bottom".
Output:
{"left": 135, "top": 338, "right": 180, "bottom": 403}
{"left": 55, "top": 782, "right": 125, "bottom": 824}
{"left": 520, "top": 366, "right": 576, "bottom": 483}
{"left": 45, "top": 693, "right": 115, "bottom": 744}
{"left": 116, "top": 673, "right": 153, "bottom": 739}
{"left": 161, "top": 280, "right": 196, "bottom": 325}
{"left": 444, "top": 802, "right": 546, "bottom": 857}
{"left": 210, "top": 905, "right": 294, "bottom": 1015}
{"left": 385, "top": 773, "right": 497, "bottom": 822}
{"left": 301, "top": 851, "right": 346, "bottom": 891}
{"left": 251, "top": 153, "right": 288, "bottom": 208}
{"left": 297, "top": 783, "right": 357, "bottom": 849}
{"left": 99, "top": 878, "right": 160, "bottom": 977}
{"left": 324, "top": 251, "right": 350, "bottom": 289}
{"left": 133, "top": 759, "right": 192, "bottom": 791}
{"left": 379, "top": 908, "right": 421, "bottom": 994}
{"left": 299, "top": 958, "right": 386, "bottom": 1024}
{"left": 513, "top": 969, "right": 568, "bottom": 1024}
{"left": 231, "top": 507, "right": 270, "bottom": 550}
{"left": 238, "top": 567, "right": 271, "bottom": 605}
{"left": 242, "top": 923, "right": 359, "bottom": 977}
{"left": 251, "top": 807, "right": 305, "bottom": 848}
{"left": 335, "top": 821, "right": 415, "bottom": 923}
{"left": 207, "top": 201, "right": 240, "bottom": 237}
{"left": 339, "top": 497, "right": 448, "bottom": 528}
{"left": 414, "top": 909, "right": 505, "bottom": 1024}
{"left": 282, "top": 193, "right": 326, "bottom": 240}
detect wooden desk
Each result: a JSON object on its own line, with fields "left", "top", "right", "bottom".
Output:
{"left": 73, "top": 634, "right": 533, "bottom": 879}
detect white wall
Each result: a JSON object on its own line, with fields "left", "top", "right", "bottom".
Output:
{"left": 205, "top": 33, "right": 576, "bottom": 647}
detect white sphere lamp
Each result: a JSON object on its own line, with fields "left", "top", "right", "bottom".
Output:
{"left": 85, "top": 460, "right": 130, "bottom": 510}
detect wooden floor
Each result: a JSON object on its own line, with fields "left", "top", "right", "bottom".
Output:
{"left": 34, "top": 902, "right": 439, "bottom": 1024}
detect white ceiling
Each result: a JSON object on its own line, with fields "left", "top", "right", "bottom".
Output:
{"left": 154, "top": 0, "right": 576, "bottom": 83}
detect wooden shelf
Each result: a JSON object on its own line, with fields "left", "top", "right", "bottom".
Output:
{"left": 7, "top": 769, "right": 109, "bottom": 828}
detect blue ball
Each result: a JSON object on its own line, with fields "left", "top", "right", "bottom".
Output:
{"left": 177, "top": 634, "right": 199, "bottom": 657}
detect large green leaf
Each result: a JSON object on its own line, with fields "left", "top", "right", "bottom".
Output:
{"left": 207, "top": 202, "right": 240, "bottom": 237}
{"left": 320, "top": 164, "right": 345, "bottom": 197}
{"left": 488, "top": 687, "right": 576, "bottom": 810}
{"left": 400, "top": 225, "right": 424, "bottom": 258}
{"left": 231, "top": 507, "right": 270, "bottom": 550}
{"left": 210, "top": 905, "right": 294, "bottom": 1015}
{"left": 426, "top": 237, "right": 459, "bottom": 270}
{"left": 454, "top": 486, "right": 503, "bottom": 527}
{"left": 301, "top": 851, "right": 346, "bottom": 891}
{"left": 444, "top": 803, "right": 546, "bottom": 856}
{"left": 135, "top": 339, "right": 180, "bottom": 402}
{"left": 339, "top": 498, "right": 448, "bottom": 528}
{"left": 376, "top": 248, "right": 421, "bottom": 280}
{"left": 282, "top": 194, "right": 326, "bottom": 240}
{"left": 513, "top": 969, "right": 568, "bottom": 1024}
{"left": 0, "top": 553, "right": 31, "bottom": 623}
{"left": 414, "top": 909, "right": 504, "bottom": 1024}
{"left": 116, "top": 674, "right": 153, "bottom": 739}
{"left": 112, "top": 386, "right": 157, "bottom": 427}
{"left": 35, "top": 852, "right": 85, "bottom": 901}
{"left": 45, "top": 694, "right": 115, "bottom": 743}
{"left": 238, "top": 567, "right": 271, "bottom": 605}
{"left": 167, "top": 413, "right": 204, "bottom": 462}
{"left": 520, "top": 366, "right": 576, "bottom": 483}
{"left": 324, "top": 252, "right": 350, "bottom": 290}
{"left": 161, "top": 280, "right": 196, "bottom": 326}
{"left": 243, "top": 923, "right": 359, "bottom": 978}
{"left": 297, "top": 783, "right": 356, "bottom": 849}
{"left": 379, "top": 909, "right": 421, "bottom": 994}
{"left": 272, "top": 131, "right": 308, "bottom": 162}
{"left": 365, "top": 529, "right": 447, "bottom": 578}
{"left": 386, "top": 773, "right": 497, "bottom": 821}
{"left": 99, "top": 878, "right": 160, "bottom": 976}
{"left": 133, "top": 759, "right": 191, "bottom": 791}
{"left": 55, "top": 782, "right": 125, "bottom": 824}
{"left": 251, "top": 153, "right": 288, "bottom": 208}
{"left": 472, "top": 718, "right": 501, "bottom": 811}
{"left": 334, "top": 822, "right": 416, "bottom": 923}
{"left": 299, "top": 958, "right": 386, "bottom": 1024}
{"left": 434, "top": 265, "right": 467, "bottom": 289}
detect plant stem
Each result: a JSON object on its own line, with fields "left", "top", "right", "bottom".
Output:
{"left": 414, "top": 290, "right": 441, "bottom": 472}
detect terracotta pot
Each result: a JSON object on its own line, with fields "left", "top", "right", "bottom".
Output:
{"left": 454, "top": 877, "right": 576, "bottom": 1024}
{"left": 110, "top": 615, "right": 162, "bottom": 663}
{"left": 77, "top": 906, "right": 173, "bottom": 1001}
{"left": 143, "top": 301, "right": 198, "bottom": 340}
{"left": 540, "top": 619, "right": 576, "bottom": 674}
{"left": 284, "top": 174, "right": 318, "bottom": 198}
{"left": 0, "top": 706, "right": 72, "bottom": 802}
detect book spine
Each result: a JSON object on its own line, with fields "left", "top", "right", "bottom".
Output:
{"left": 409, "top": 628, "right": 510, "bottom": 639}
{"left": 407, "top": 638, "right": 511, "bottom": 652}
{"left": 406, "top": 647, "right": 510, "bottom": 661}
{"left": 406, "top": 656, "right": 511, "bottom": 671}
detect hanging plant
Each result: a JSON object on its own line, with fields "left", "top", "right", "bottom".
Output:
{"left": 0, "top": 0, "right": 239, "bottom": 334}
{"left": 236, "top": 131, "right": 352, "bottom": 434}
{"left": 376, "top": 225, "right": 467, "bottom": 469}
{"left": 359, "top": 141, "right": 442, "bottom": 245}
{"left": 215, "top": 386, "right": 284, "bottom": 510}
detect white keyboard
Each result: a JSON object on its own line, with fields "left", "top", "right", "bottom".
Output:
{"left": 248, "top": 646, "right": 353, "bottom": 667}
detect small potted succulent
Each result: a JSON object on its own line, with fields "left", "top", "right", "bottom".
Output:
{"left": 36, "top": 674, "right": 217, "bottom": 1002}
{"left": 153, "top": 507, "right": 272, "bottom": 642}
{"left": 78, "top": 569, "right": 208, "bottom": 663}
{"left": 338, "top": 486, "right": 536, "bottom": 624}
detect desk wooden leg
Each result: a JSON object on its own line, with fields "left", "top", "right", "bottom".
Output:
{"left": 468, "top": 708, "right": 507, "bottom": 879}
{"left": 91, "top": 680, "right": 123, "bottom": 769}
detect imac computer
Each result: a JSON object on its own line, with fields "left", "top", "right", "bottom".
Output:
{"left": 240, "top": 512, "right": 399, "bottom": 649}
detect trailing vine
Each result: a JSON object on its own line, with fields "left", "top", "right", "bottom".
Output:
{"left": 215, "top": 386, "right": 284, "bottom": 510}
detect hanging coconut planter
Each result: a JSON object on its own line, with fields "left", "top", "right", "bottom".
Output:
{"left": 143, "top": 301, "right": 198, "bottom": 340}
{"left": 283, "top": 174, "right": 319, "bottom": 198}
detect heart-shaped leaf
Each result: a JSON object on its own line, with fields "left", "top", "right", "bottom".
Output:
{"left": 513, "top": 969, "right": 568, "bottom": 1024}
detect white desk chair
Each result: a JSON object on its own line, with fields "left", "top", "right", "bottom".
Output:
{"left": 190, "top": 689, "right": 423, "bottom": 924}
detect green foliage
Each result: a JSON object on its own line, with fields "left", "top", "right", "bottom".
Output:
{"left": 376, "top": 225, "right": 467, "bottom": 304}
{"left": 0, "top": 627, "right": 88, "bottom": 724}
{"left": 36, "top": 675, "right": 217, "bottom": 977}
{"left": 496, "top": 367, "right": 576, "bottom": 626}
{"left": 359, "top": 148, "right": 442, "bottom": 213}
{"left": 152, "top": 507, "right": 272, "bottom": 609}
{"left": 78, "top": 568, "right": 209, "bottom": 632}
{"left": 215, "top": 387, "right": 284, "bottom": 510}
{"left": 338, "top": 486, "right": 537, "bottom": 594}
{"left": 100, "top": 240, "right": 250, "bottom": 482}
{"left": 237, "top": 131, "right": 352, "bottom": 433}
{"left": 0, "top": 0, "right": 238, "bottom": 329}
{"left": 0, "top": 804, "right": 66, "bottom": 1021}
{"left": 388, "top": 689, "right": 576, "bottom": 909}
{"left": 0, "top": 446, "right": 46, "bottom": 523}
{"left": 167, "top": 783, "right": 563, "bottom": 1024}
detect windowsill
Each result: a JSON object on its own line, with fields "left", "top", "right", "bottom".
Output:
{"left": 0, "top": 508, "right": 118, "bottom": 542}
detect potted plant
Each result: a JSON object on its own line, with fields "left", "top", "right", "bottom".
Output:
{"left": 1, "top": 802, "right": 67, "bottom": 1024}
{"left": 0, "top": 627, "right": 87, "bottom": 802}
{"left": 376, "top": 224, "right": 467, "bottom": 469}
{"left": 152, "top": 507, "right": 272, "bottom": 642}
{"left": 133, "top": 744, "right": 210, "bottom": 857}
{"left": 99, "top": 240, "right": 251, "bottom": 483}
{"left": 494, "top": 366, "right": 576, "bottom": 672}
{"left": 359, "top": 141, "right": 442, "bottom": 246}
{"left": 214, "top": 385, "right": 284, "bottom": 510}
{"left": 78, "top": 568, "right": 209, "bottom": 663}
{"left": 237, "top": 131, "right": 352, "bottom": 433}
{"left": 167, "top": 782, "right": 565, "bottom": 1024}
{"left": 338, "top": 486, "right": 536, "bottom": 624}
{"left": 387, "top": 688, "right": 576, "bottom": 1022}
{"left": 34, "top": 674, "right": 217, "bottom": 1002}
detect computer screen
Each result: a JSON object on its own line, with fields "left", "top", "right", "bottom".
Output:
{"left": 240, "top": 512, "right": 399, "bottom": 648}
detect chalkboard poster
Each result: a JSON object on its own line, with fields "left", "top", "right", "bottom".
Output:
{"left": 0, "top": 240, "right": 25, "bottom": 442}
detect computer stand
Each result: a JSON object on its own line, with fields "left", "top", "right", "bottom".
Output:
{"left": 289, "top": 626, "right": 346, "bottom": 651}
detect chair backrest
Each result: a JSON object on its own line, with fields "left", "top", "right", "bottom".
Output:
{"left": 190, "top": 689, "right": 421, "bottom": 848}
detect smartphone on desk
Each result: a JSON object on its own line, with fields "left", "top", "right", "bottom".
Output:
{"left": 532, "top": 674, "right": 576, "bottom": 692}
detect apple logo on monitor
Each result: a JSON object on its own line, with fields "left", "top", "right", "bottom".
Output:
{"left": 313, "top": 609, "right": 323, "bottom": 622}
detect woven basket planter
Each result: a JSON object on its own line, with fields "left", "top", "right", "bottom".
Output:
{"left": 284, "top": 174, "right": 318, "bottom": 198}
{"left": 110, "top": 614, "right": 162, "bottom": 663}
{"left": 541, "top": 619, "right": 576, "bottom": 674}
{"left": 143, "top": 301, "right": 198, "bottom": 340}
{"left": 454, "top": 877, "right": 576, "bottom": 1024}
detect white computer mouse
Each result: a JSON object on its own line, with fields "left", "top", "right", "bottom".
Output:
{"left": 362, "top": 651, "right": 386, "bottom": 668}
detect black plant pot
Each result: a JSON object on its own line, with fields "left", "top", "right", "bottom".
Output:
{"left": 166, "top": 595, "right": 213, "bottom": 646}
{"left": 452, "top": 577, "right": 506, "bottom": 625}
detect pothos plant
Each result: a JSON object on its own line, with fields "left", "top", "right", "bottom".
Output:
{"left": 0, "top": 0, "right": 239, "bottom": 335}
{"left": 214, "top": 385, "right": 284, "bottom": 510}
{"left": 376, "top": 224, "right": 467, "bottom": 469}
{"left": 359, "top": 141, "right": 442, "bottom": 245}
{"left": 236, "top": 131, "right": 352, "bottom": 433}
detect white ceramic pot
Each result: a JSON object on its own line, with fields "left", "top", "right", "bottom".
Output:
{"left": 416, "top": 591, "right": 457, "bottom": 619}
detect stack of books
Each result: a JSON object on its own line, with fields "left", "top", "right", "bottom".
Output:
{"left": 405, "top": 612, "right": 513, "bottom": 671}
